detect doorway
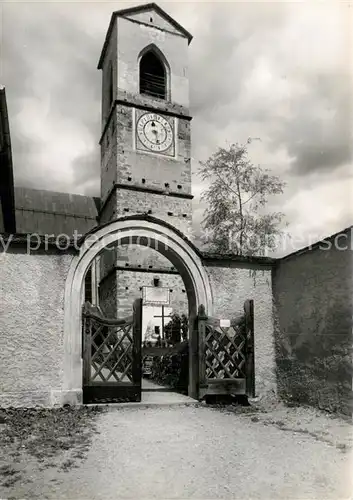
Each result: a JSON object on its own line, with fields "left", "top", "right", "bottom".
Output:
{"left": 141, "top": 293, "right": 189, "bottom": 397}
{"left": 62, "top": 216, "right": 213, "bottom": 405}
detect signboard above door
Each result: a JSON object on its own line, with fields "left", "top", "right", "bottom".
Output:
{"left": 142, "top": 286, "right": 170, "bottom": 306}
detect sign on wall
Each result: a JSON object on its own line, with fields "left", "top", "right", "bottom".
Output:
{"left": 142, "top": 286, "right": 170, "bottom": 306}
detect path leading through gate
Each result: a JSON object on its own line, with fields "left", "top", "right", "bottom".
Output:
{"left": 2, "top": 404, "right": 351, "bottom": 499}
{"left": 82, "top": 297, "right": 255, "bottom": 404}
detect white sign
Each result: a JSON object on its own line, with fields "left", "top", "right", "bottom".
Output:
{"left": 142, "top": 286, "right": 170, "bottom": 305}
{"left": 220, "top": 319, "right": 231, "bottom": 328}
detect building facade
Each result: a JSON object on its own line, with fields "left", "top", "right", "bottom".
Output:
{"left": 97, "top": 4, "right": 194, "bottom": 320}
{"left": 0, "top": 3, "right": 351, "bottom": 414}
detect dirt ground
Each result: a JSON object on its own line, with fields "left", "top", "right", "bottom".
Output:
{"left": 0, "top": 401, "right": 352, "bottom": 499}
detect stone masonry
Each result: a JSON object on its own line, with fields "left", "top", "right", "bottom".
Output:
{"left": 98, "top": 7, "right": 193, "bottom": 318}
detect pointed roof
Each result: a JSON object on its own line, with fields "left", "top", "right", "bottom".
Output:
{"left": 98, "top": 3, "right": 193, "bottom": 69}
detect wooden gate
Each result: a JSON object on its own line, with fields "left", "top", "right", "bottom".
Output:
{"left": 197, "top": 299, "right": 255, "bottom": 399}
{"left": 82, "top": 298, "right": 142, "bottom": 404}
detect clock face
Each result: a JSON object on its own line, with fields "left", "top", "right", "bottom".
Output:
{"left": 136, "top": 113, "right": 173, "bottom": 153}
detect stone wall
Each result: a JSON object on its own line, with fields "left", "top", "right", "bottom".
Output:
{"left": 99, "top": 266, "right": 188, "bottom": 319}
{"left": 114, "top": 189, "right": 192, "bottom": 234}
{"left": 98, "top": 244, "right": 188, "bottom": 319}
{"left": 0, "top": 247, "right": 74, "bottom": 407}
{"left": 98, "top": 11, "right": 193, "bottom": 319}
{"left": 273, "top": 230, "right": 353, "bottom": 416}
{"left": 116, "top": 269, "right": 187, "bottom": 317}
{"left": 0, "top": 240, "right": 277, "bottom": 407}
{"left": 111, "top": 106, "right": 191, "bottom": 195}
{"left": 101, "top": 17, "right": 117, "bottom": 126}
{"left": 100, "top": 104, "right": 192, "bottom": 225}
{"left": 100, "top": 113, "right": 118, "bottom": 204}
{"left": 204, "top": 260, "right": 276, "bottom": 398}
{"left": 116, "top": 15, "right": 190, "bottom": 109}
{"left": 98, "top": 271, "right": 118, "bottom": 318}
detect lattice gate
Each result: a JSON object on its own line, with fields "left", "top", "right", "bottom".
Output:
{"left": 82, "top": 298, "right": 142, "bottom": 404}
{"left": 197, "top": 300, "right": 255, "bottom": 399}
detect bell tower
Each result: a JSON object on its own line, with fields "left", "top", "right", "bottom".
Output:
{"left": 98, "top": 2, "right": 193, "bottom": 231}
{"left": 97, "top": 3, "right": 193, "bottom": 318}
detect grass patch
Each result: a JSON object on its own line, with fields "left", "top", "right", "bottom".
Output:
{"left": 0, "top": 405, "right": 105, "bottom": 489}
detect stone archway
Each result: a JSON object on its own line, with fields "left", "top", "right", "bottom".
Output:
{"left": 61, "top": 216, "right": 213, "bottom": 404}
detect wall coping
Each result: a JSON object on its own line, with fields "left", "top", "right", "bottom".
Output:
{"left": 277, "top": 225, "right": 352, "bottom": 262}
{"left": 0, "top": 233, "right": 79, "bottom": 252}
{"left": 203, "top": 252, "right": 276, "bottom": 267}
{"left": 4, "top": 221, "right": 350, "bottom": 264}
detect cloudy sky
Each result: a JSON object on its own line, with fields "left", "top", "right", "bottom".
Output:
{"left": 1, "top": 0, "right": 352, "bottom": 256}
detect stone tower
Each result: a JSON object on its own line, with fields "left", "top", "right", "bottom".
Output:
{"left": 98, "top": 3, "right": 193, "bottom": 318}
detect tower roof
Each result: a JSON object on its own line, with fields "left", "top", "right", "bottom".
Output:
{"left": 98, "top": 2, "right": 193, "bottom": 69}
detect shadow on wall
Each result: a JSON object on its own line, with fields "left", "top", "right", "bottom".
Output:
{"left": 273, "top": 299, "right": 352, "bottom": 416}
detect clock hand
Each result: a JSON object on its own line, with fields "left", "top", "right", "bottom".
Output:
{"left": 151, "top": 127, "right": 159, "bottom": 144}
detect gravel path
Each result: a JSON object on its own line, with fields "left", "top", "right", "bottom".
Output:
{"left": 1, "top": 404, "right": 352, "bottom": 499}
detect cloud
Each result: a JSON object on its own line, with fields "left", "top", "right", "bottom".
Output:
{"left": 169, "top": 2, "right": 352, "bottom": 179}
{"left": 275, "top": 72, "right": 352, "bottom": 175}
{"left": 2, "top": 2, "right": 102, "bottom": 193}
{"left": 71, "top": 150, "right": 100, "bottom": 196}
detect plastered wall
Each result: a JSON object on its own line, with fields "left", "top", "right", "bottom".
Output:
{"left": 204, "top": 261, "right": 276, "bottom": 398}
{"left": 0, "top": 246, "right": 277, "bottom": 407}
{"left": 0, "top": 248, "right": 74, "bottom": 407}
{"left": 273, "top": 235, "right": 353, "bottom": 416}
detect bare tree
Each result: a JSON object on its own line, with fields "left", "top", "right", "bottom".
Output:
{"left": 199, "top": 140, "right": 286, "bottom": 256}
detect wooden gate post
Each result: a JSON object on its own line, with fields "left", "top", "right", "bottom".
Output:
{"left": 188, "top": 305, "right": 204, "bottom": 400}
{"left": 197, "top": 304, "right": 207, "bottom": 398}
{"left": 132, "top": 298, "right": 143, "bottom": 393}
{"left": 244, "top": 299, "right": 255, "bottom": 397}
{"left": 82, "top": 305, "right": 92, "bottom": 386}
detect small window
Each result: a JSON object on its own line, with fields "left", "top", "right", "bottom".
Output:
{"left": 140, "top": 50, "right": 166, "bottom": 99}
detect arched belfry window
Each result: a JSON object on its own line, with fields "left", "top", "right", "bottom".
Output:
{"left": 139, "top": 48, "right": 168, "bottom": 100}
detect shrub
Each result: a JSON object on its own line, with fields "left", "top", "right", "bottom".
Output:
{"left": 151, "top": 341, "right": 189, "bottom": 394}
{"left": 164, "top": 313, "right": 188, "bottom": 345}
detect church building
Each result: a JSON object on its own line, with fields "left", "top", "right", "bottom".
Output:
{"left": 97, "top": 3, "right": 193, "bottom": 322}
{"left": 3, "top": 3, "right": 196, "bottom": 334}
{"left": 0, "top": 3, "right": 351, "bottom": 415}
